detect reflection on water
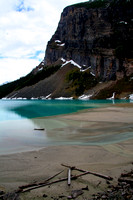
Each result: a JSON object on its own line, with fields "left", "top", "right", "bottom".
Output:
{"left": 0, "top": 99, "right": 132, "bottom": 154}
{"left": 32, "top": 118, "right": 133, "bottom": 146}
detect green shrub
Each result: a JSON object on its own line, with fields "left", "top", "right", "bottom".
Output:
{"left": 66, "top": 68, "right": 98, "bottom": 96}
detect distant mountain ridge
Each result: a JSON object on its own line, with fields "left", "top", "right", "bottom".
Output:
{"left": 0, "top": 0, "right": 133, "bottom": 99}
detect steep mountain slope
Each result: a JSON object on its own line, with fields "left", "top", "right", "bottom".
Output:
{"left": 6, "top": 63, "right": 76, "bottom": 99}
{"left": 6, "top": 60, "right": 97, "bottom": 99}
{"left": 0, "top": 0, "right": 133, "bottom": 99}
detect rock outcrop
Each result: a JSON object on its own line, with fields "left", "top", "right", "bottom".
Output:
{"left": 44, "top": 0, "right": 133, "bottom": 81}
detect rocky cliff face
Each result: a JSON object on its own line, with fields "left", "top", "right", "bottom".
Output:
{"left": 44, "top": 0, "right": 133, "bottom": 81}
{"left": 0, "top": 0, "right": 133, "bottom": 99}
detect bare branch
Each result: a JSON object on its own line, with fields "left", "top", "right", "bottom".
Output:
{"left": 61, "top": 164, "right": 113, "bottom": 181}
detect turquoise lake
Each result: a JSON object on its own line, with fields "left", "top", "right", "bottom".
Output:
{"left": 0, "top": 99, "right": 130, "bottom": 121}
{"left": 0, "top": 99, "right": 132, "bottom": 154}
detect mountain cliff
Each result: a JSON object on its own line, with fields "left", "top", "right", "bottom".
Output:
{"left": 44, "top": 0, "right": 133, "bottom": 81}
{"left": 0, "top": 0, "right": 133, "bottom": 99}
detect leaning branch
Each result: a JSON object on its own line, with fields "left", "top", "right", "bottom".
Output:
{"left": 61, "top": 164, "right": 113, "bottom": 181}
{"left": 19, "top": 170, "right": 64, "bottom": 191}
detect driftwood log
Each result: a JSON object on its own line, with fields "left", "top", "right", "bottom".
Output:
{"left": 0, "top": 170, "right": 64, "bottom": 198}
{"left": 21, "top": 170, "right": 99, "bottom": 193}
{"left": 19, "top": 170, "right": 64, "bottom": 191}
{"left": 61, "top": 164, "right": 113, "bottom": 181}
{"left": 1, "top": 164, "right": 114, "bottom": 197}
{"left": 68, "top": 168, "right": 71, "bottom": 186}
{"left": 34, "top": 128, "right": 45, "bottom": 131}
{"left": 17, "top": 164, "right": 113, "bottom": 193}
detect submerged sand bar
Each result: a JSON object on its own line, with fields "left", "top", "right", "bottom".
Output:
{"left": 0, "top": 103, "right": 133, "bottom": 199}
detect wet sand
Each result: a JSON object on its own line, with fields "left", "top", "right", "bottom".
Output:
{"left": 0, "top": 103, "right": 133, "bottom": 199}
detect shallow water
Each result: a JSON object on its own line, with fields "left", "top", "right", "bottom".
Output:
{"left": 0, "top": 99, "right": 119, "bottom": 121}
{"left": 0, "top": 99, "right": 132, "bottom": 154}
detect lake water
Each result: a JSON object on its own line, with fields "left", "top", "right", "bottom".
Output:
{"left": 0, "top": 99, "right": 132, "bottom": 154}
{"left": 0, "top": 99, "right": 122, "bottom": 121}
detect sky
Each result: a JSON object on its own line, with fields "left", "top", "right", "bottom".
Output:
{"left": 0, "top": 0, "right": 89, "bottom": 85}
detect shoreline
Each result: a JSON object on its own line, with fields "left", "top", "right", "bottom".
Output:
{"left": 0, "top": 144, "right": 133, "bottom": 199}
{"left": 0, "top": 103, "right": 133, "bottom": 199}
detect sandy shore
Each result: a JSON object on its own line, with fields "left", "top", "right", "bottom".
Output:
{"left": 0, "top": 103, "right": 133, "bottom": 199}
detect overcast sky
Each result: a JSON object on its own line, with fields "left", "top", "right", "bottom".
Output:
{"left": 0, "top": 0, "right": 89, "bottom": 85}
